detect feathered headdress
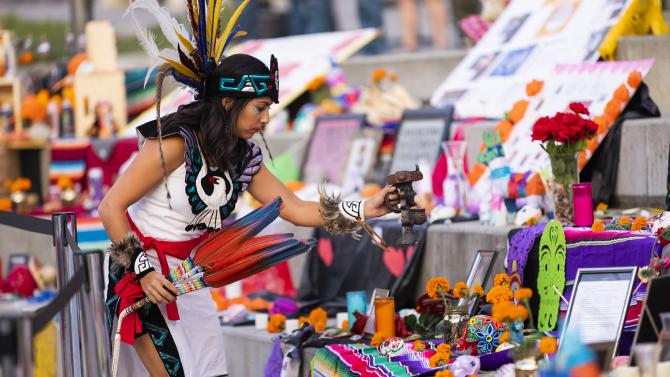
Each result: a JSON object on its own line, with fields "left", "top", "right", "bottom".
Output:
{"left": 126, "top": 0, "right": 278, "bottom": 102}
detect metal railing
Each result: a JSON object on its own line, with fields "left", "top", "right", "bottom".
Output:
{"left": 0, "top": 211, "right": 111, "bottom": 377}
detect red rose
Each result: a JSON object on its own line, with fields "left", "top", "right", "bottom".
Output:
{"left": 531, "top": 116, "right": 553, "bottom": 142}
{"left": 569, "top": 102, "right": 590, "bottom": 116}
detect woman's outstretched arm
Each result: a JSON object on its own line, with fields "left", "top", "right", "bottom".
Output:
{"left": 247, "top": 164, "right": 398, "bottom": 227}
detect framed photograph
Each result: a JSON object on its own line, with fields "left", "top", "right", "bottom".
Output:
{"left": 630, "top": 275, "right": 670, "bottom": 365}
{"left": 561, "top": 267, "right": 637, "bottom": 363}
{"left": 363, "top": 288, "right": 390, "bottom": 335}
{"left": 388, "top": 107, "right": 453, "bottom": 175}
{"left": 301, "top": 114, "right": 366, "bottom": 186}
{"left": 341, "top": 128, "right": 384, "bottom": 192}
{"left": 459, "top": 250, "right": 498, "bottom": 315}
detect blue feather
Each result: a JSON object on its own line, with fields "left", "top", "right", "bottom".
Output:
{"left": 168, "top": 68, "right": 203, "bottom": 92}
{"left": 197, "top": 0, "right": 208, "bottom": 67}
{"left": 219, "top": 24, "right": 241, "bottom": 62}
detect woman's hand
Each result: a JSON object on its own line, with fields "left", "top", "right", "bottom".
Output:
{"left": 364, "top": 186, "right": 400, "bottom": 219}
{"left": 139, "top": 271, "right": 178, "bottom": 305}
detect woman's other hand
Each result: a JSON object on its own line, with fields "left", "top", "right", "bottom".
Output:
{"left": 139, "top": 271, "right": 178, "bottom": 305}
{"left": 364, "top": 186, "right": 399, "bottom": 219}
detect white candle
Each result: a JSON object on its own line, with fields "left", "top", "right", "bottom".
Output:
{"left": 657, "top": 361, "right": 670, "bottom": 377}
{"left": 614, "top": 366, "right": 639, "bottom": 377}
{"left": 255, "top": 313, "right": 268, "bottom": 330}
{"left": 285, "top": 319, "right": 299, "bottom": 333}
{"left": 336, "top": 312, "right": 348, "bottom": 329}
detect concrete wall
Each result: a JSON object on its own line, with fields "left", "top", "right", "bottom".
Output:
{"left": 614, "top": 117, "right": 670, "bottom": 208}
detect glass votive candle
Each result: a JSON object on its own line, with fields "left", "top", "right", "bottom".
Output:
{"left": 346, "top": 291, "right": 367, "bottom": 330}
{"left": 255, "top": 313, "right": 268, "bottom": 330}
{"left": 374, "top": 297, "right": 396, "bottom": 338}
{"left": 572, "top": 182, "right": 594, "bottom": 227}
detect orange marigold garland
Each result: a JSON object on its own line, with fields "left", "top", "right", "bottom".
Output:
{"left": 267, "top": 314, "right": 286, "bottom": 333}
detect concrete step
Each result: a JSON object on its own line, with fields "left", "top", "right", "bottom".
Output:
{"left": 616, "top": 33, "right": 670, "bottom": 116}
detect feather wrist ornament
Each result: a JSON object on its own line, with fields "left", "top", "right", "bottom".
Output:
{"left": 318, "top": 186, "right": 362, "bottom": 239}
{"left": 108, "top": 232, "right": 144, "bottom": 272}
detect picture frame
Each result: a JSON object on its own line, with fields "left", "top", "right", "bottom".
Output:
{"left": 560, "top": 267, "right": 637, "bottom": 364}
{"left": 340, "top": 128, "right": 384, "bottom": 192}
{"left": 629, "top": 275, "right": 670, "bottom": 365}
{"left": 300, "top": 114, "right": 366, "bottom": 186}
{"left": 459, "top": 250, "right": 498, "bottom": 316}
{"left": 388, "top": 107, "right": 453, "bottom": 175}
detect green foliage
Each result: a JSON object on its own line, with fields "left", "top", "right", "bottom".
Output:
{"left": 404, "top": 312, "right": 443, "bottom": 338}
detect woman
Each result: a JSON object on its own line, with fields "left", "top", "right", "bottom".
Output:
{"left": 101, "top": 3, "right": 398, "bottom": 376}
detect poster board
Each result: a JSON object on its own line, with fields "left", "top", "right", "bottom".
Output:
{"left": 561, "top": 267, "right": 636, "bottom": 360}
{"left": 341, "top": 128, "right": 384, "bottom": 191}
{"left": 301, "top": 114, "right": 366, "bottom": 185}
{"left": 470, "top": 59, "right": 654, "bottom": 196}
{"left": 389, "top": 107, "right": 453, "bottom": 174}
{"left": 431, "top": 0, "right": 632, "bottom": 118}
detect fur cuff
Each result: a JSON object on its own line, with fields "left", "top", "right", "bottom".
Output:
{"left": 107, "top": 232, "right": 143, "bottom": 271}
{"left": 318, "top": 186, "right": 361, "bottom": 239}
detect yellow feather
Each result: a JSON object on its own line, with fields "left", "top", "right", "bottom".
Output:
{"left": 214, "top": 30, "right": 246, "bottom": 60}
{"left": 215, "top": 0, "right": 249, "bottom": 60}
{"left": 192, "top": 2, "right": 199, "bottom": 37}
{"left": 209, "top": 0, "right": 224, "bottom": 56}
{"left": 206, "top": 0, "right": 215, "bottom": 52}
{"left": 161, "top": 57, "right": 200, "bottom": 81}
{"left": 174, "top": 28, "right": 195, "bottom": 53}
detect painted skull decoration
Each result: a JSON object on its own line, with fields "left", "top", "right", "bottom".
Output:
{"left": 537, "top": 220, "right": 566, "bottom": 332}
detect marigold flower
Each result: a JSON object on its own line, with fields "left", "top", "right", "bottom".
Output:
{"left": 539, "top": 336, "right": 558, "bottom": 354}
{"left": 429, "top": 351, "right": 451, "bottom": 368}
{"left": 618, "top": 216, "right": 632, "bottom": 227}
{"left": 372, "top": 68, "right": 388, "bottom": 84}
{"left": 595, "top": 202, "right": 608, "bottom": 212}
{"left": 298, "top": 316, "right": 308, "bottom": 328}
{"left": 592, "top": 220, "right": 606, "bottom": 232}
{"left": 371, "top": 332, "right": 386, "bottom": 346}
{"left": 614, "top": 84, "right": 630, "bottom": 102}
{"left": 436, "top": 343, "right": 452, "bottom": 354}
{"left": 0, "top": 197, "right": 11, "bottom": 211}
{"left": 632, "top": 216, "right": 647, "bottom": 231}
{"left": 525, "top": 80, "right": 544, "bottom": 97}
{"left": 508, "top": 100, "right": 529, "bottom": 124}
{"left": 492, "top": 300, "right": 515, "bottom": 322}
{"left": 513, "top": 304, "right": 528, "bottom": 321}
{"left": 435, "top": 370, "right": 454, "bottom": 377}
{"left": 453, "top": 282, "right": 469, "bottom": 299}
{"left": 426, "top": 277, "right": 451, "bottom": 299}
{"left": 627, "top": 70, "right": 642, "bottom": 88}
{"left": 487, "top": 285, "right": 514, "bottom": 305}
{"left": 500, "top": 331, "right": 510, "bottom": 344}
{"left": 494, "top": 274, "right": 511, "bottom": 287}
{"left": 57, "top": 176, "right": 74, "bottom": 190}
{"left": 514, "top": 288, "right": 533, "bottom": 302}
{"left": 308, "top": 307, "right": 328, "bottom": 327}
{"left": 473, "top": 284, "right": 484, "bottom": 297}
{"left": 267, "top": 314, "right": 286, "bottom": 333}
{"left": 414, "top": 340, "right": 426, "bottom": 352}
{"left": 341, "top": 320, "right": 349, "bottom": 330}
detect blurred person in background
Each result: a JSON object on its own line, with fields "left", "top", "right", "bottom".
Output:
{"left": 398, "top": 0, "right": 449, "bottom": 50}
{"left": 288, "top": 0, "right": 334, "bottom": 34}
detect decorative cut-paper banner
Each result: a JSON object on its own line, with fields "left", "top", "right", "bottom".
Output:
{"left": 537, "top": 220, "right": 566, "bottom": 332}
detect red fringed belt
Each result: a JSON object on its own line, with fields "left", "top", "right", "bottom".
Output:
{"left": 116, "top": 215, "right": 208, "bottom": 344}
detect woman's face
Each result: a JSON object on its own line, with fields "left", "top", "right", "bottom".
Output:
{"left": 225, "top": 97, "right": 272, "bottom": 140}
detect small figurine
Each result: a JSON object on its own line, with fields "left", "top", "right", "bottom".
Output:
{"left": 385, "top": 166, "right": 427, "bottom": 244}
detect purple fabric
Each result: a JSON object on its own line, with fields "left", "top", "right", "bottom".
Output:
{"left": 479, "top": 348, "right": 514, "bottom": 371}
{"left": 264, "top": 337, "right": 284, "bottom": 377}
{"left": 269, "top": 298, "right": 299, "bottom": 316}
{"left": 507, "top": 223, "right": 547, "bottom": 283}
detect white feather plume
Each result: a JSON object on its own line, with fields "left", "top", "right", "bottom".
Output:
{"left": 126, "top": 0, "right": 191, "bottom": 51}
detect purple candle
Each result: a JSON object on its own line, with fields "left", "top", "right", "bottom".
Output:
{"left": 572, "top": 183, "right": 594, "bottom": 227}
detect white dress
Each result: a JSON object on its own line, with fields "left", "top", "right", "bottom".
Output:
{"left": 105, "top": 122, "right": 262, "bottom": 377}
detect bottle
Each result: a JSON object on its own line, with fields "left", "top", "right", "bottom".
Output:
{"left": 60, "top": 98, "right": 74, "bottom": 138}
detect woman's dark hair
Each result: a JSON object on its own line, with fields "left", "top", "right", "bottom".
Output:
{"left": 157, "top": 54, "right": 270, "bottom": 174}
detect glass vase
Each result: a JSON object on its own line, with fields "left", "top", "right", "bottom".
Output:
{"left": 441, "top": 141, "right": 469, "bottom": 216}
{"left": 549, "top": 152, "right": 578, "bottom": 225}
{"left": 443, "top": 307, "right": 468, "bottom": 347}
{"left": 514, "top": 356, "right": 539, "bottom": 377}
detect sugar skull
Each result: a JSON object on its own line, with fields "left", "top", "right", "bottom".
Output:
{"left": 377, "top": 337, "right": 406, "bottom": 357}
{"left": 537, "top": 220, "right": 566, "bottom": 332}
{"left": 456, "top": 315, "right": 506, "bottom": 355}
